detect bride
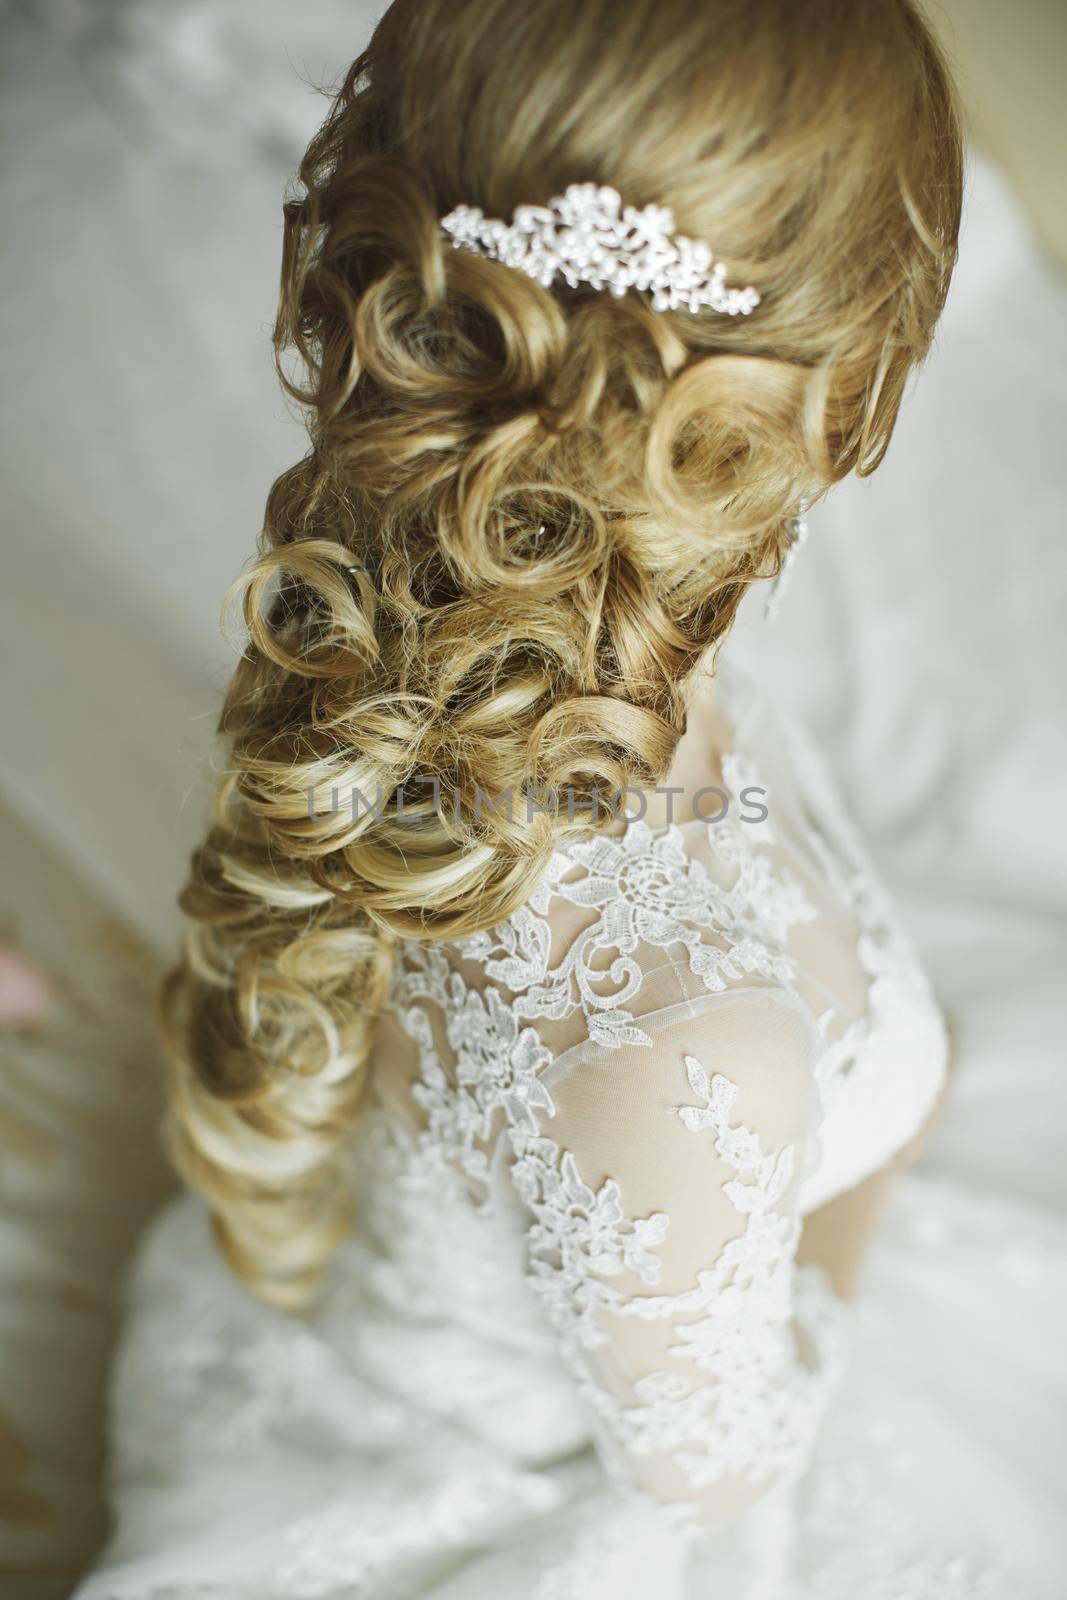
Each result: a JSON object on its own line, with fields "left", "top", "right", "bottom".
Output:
{"left": 74, "top": 1, "right": 1065, "bottom": 1596}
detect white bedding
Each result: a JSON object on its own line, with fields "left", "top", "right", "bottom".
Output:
{"left": 1, "top": 5, "right": 1064, "bottom": 1594}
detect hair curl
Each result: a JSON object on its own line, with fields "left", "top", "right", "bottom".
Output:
{"left": 161, "top": 0, "right": 963, "bottom": 1308}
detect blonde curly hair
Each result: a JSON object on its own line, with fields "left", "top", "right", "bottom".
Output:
{"left": 161, "top": 0, "right": 963, "bottom": 1308}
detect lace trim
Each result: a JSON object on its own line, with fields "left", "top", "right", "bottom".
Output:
{"left": 452, "top": 813, "right": 817, "bottom": 1051}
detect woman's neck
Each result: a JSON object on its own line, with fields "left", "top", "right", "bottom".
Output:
{"left": 623, "top": 663, "right": 731, "bottom": 832}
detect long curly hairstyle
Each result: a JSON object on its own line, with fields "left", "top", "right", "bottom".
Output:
{"left": 161, "top": 0, "right": 964, "bottom": 1308}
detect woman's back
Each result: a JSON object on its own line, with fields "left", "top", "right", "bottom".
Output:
{"left": 360, "top": 656, "right": 948, "bottom": 1509}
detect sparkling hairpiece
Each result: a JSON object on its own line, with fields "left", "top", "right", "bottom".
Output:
{"left": 440, "top": 183, "right": 760, "bottom": 317}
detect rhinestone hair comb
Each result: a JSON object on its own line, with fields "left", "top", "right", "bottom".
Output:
{"left": 440, "top": 182, "right": 760, "bottom": 316}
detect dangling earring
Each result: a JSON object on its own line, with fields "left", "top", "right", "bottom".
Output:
{"left": 765, "top": 514, "right": 809, "bottom": 620}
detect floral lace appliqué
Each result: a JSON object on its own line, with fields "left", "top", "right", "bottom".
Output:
{"left": 554, "top": 1052, "right": 843, "bottom": 1493}
{"left": 454, "top": 818, "right": 815, "bottom": 1051}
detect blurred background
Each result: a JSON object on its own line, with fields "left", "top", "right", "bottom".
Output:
{"left": 0, "top": 2, "right": 1064, "bottom": 1594}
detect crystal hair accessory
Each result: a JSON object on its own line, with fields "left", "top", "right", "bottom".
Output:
{"left": 440, "top": 183, "right": 760, "bottom": 316}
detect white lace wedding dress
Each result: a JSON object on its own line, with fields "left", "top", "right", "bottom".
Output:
{"left": 74, "top": 659, "right": 1065, "bottom": 1600}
